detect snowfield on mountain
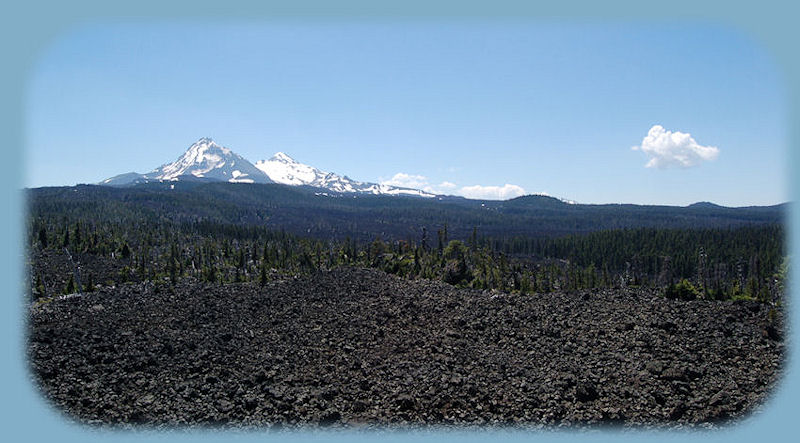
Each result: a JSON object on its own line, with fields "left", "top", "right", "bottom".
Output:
{"left": 102, "top": 138, "right": 435, "bottom": 197}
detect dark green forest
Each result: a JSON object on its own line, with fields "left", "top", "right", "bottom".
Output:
{"left": 28, "top": 182, "right": 785, "bottom": 241}
{"left": 26, "top": 183, "right": 788, "bottom": 304}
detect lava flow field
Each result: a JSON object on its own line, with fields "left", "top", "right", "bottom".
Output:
{"left": 28, "top": 268, "right": 785, "bottom": 428}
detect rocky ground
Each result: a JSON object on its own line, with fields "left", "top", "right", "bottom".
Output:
{"left": 28, "top": 267, "right": 785, "bottom": 429}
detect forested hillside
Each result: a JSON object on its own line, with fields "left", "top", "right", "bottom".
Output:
{"left": 26, "top": 182, "right": 787, "bottom": 303}
{"left": 28, "top": 182, "right": 785, "bottom": 240}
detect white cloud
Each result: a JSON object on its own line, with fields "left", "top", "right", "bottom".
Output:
{"left": 381, "top": 173, "right": 527, "bottom": 200}
{"left": 459, "top": 184, "right": 527, "bottom": 200}
{"left": 632, "top": 125, "right": 720, "bottom": 168}
{"left": 381, "top": 173, "right": 430, "bottom": 189}
{"left": 381, "top": 173, "right": 461, "bottom": 195}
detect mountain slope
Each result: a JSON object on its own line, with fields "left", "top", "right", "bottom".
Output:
{"left": 100, "top": 138, "right": 435, "bottom": 197}
{"left": 147, "top": 138, "right": 272, "bottom": 184}
{"left": 101, "top": 172, "right": 148, "bottom": 186}
{"left": 101, "top": 138, "right": 273, "bottom": 186}
{"left": 254, "top": 152, "right": 435, "bottom": 197}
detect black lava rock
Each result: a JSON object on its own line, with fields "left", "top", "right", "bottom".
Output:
{"left": 27, "top": 268, "right": 785, "bottom": 429}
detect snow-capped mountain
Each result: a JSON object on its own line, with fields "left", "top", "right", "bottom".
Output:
{"left": 100, "top": 138, "right": 434, "bottom": 197}
{"left": 101, "top": 138, "right": 273, "bottom": 186}
{"left": 101, "top": 172, "right": 148, "bottom": 186}
{"left": 254, "top": 152, "right": 330, "bottom": 186}
{"left": 149, "top": 137, "right": 271, "bottom": 184}
{"left": 255, "top": 152, "right": 435, "bottom": 197}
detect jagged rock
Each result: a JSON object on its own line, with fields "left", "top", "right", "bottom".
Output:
{"left": 575, "top": 382, "right": 599, "bottom": 402}
{"left": 28, "top": 267, "right": 785, "bottom": 428}
{"left": 216, "top": 399, "right": 234, "bottom": 413}
{"left": 708, "top": 389, "right": 730, "bottom": 407}
{"left": 645, "top": 361, "right": 664, "bottom": 375}
{"left": 668, "top": 403, "right": 686, "bottom": 420}
{"left": 395, "top": 395, "right": 417, "bottom": 412}
{"left": 319, "top": 410, "right": 341, "bottom": 426}
{"left": 764, "top": 325, "right": 782, "bottom": 341}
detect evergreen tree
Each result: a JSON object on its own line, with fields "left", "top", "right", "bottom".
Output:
{"left": 260, "top": 264, "right": 268, "bottom": 287}
{"left": 169, "top": 258, "right": 178, "bottom": 285}
{"left": 74, "top": 222, "right": 81, "bottom": 248}
{"left": 35, "top": 274, "right": 45, "bottom": 296}
{"left": 204, "top": 263, "right": 217, "bottom": 283}
{"left": 64, "top": 275, "right": 75, "bottom": 294}
{"left": 38, "top": 227, "right": 48, "bottom": 248}
{"left": 469, "top": 227, "right": 478, "bottom": 251}
{"left": 85, "top": 273, "right": 95, "bottom": 292}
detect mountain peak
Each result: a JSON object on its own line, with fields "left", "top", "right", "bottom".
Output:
{"left": 101, "top": 138, "right": 433, "bottom": 197}
{"left": 136, "top": 138, "right": 272, "bottom": 184}
{"left": 270, "top": 152, "right": 296, "bottom": 163}
{"left": 187, "top": 137, "right": 229, "bottom": 154}
{"left": 688, "top": 201, "right": 723, "bottom": 209}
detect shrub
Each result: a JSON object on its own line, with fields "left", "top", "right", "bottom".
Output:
{"left": 443, "top": 259, "right": 471, "bottom": 286}
{"left": 63, "top": 275, "right": 75, "bottom": 295}
{"left": 443, "top": 240, "right": 468, "bottom": 261}
{"left": 664, "top": 279, "right": 701, "bottom": 301}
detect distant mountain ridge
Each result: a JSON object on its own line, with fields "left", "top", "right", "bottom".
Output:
{"left": 254, "top": 151, "right": 434, "bottom": 197}
{"left": 102, "top": 137, "right": 435, "bottom": 197}
{"left": 96, "top": 137, "right": 777, "bottom": 208}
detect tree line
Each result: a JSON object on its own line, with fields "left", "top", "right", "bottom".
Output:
{"left": 27, "top": 211, "right": 786, "bottom": 304}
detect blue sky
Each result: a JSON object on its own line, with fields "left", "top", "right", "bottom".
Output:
{"left": 25, "top": 22, "right": 787, "bottom": 206}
